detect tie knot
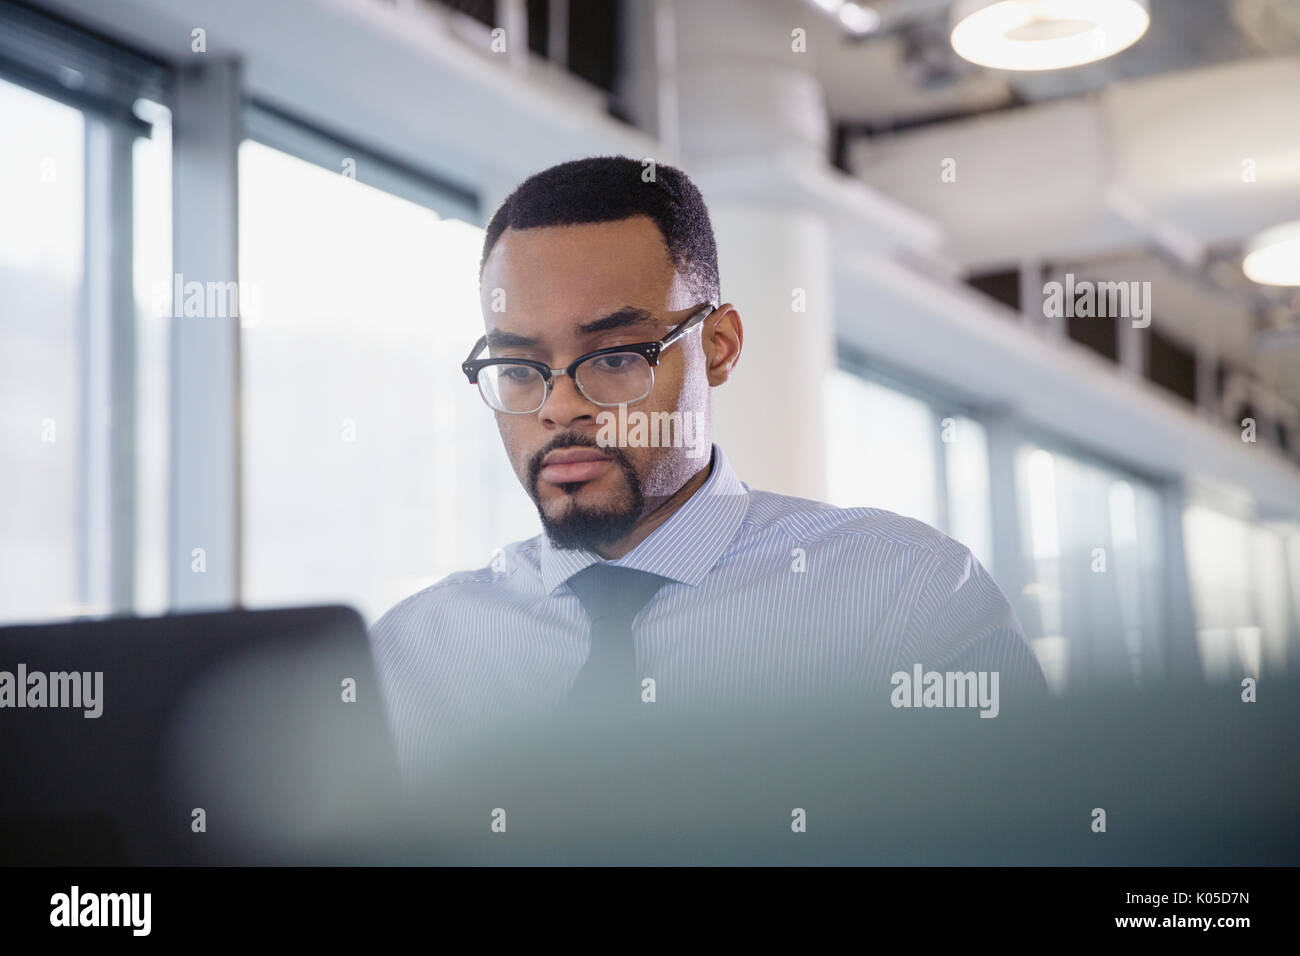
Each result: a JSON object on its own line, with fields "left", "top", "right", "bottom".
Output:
{"left": 566, "top": 563, "right": 668, "bottom": 624}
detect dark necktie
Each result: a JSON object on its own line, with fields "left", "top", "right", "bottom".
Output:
{"left": 565, "top": 563, "right": 669, "bottom": 713}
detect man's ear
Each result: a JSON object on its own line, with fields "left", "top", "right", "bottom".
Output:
{"left": 703, "top": 304, "right": 742, "bottom": 386}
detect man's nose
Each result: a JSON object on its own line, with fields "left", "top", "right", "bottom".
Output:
{"left": 538, "top": 371, "right": 599, "bottom": 429}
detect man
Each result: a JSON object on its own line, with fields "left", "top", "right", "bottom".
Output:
{"left": 371, "top": 156, "right": 1047, "bottom": 780}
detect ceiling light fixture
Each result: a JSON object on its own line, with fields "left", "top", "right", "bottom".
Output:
{"left": 805, "top": 0, "right": 882, "bottom": 36}
{"left": 838, "top": 3, "right": 881, "bottom": 35}
{"left": 1243, "top": 220, "right": 1300, "bottom": 286}
{"left": 950, "top": 0, "right": 1150, "bottom": 71}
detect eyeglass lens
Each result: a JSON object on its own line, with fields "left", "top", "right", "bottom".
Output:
{"left": 478, "top": 352, "right": 654, "bottom": 412}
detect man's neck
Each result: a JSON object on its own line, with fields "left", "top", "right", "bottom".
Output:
{"left": 594, "top": 456, "right": 715, "bottom": 560}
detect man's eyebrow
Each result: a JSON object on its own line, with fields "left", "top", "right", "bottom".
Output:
{"left": 576, "top": 307, "right": 658, "bottom": 336}
{"left": 485, "top": 329, "right": 542, "bottom": 349}
{"left": 484, "top": 308, "right": 656, "bottom": 350}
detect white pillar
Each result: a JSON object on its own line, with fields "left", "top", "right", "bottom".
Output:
{"left": 623, "top": 0, "right": 837, "bottom": 499}
{"left": 709, "top": 204, "right": 834, "bottom": 500}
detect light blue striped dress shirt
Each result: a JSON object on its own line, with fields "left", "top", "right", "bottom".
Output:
{"left": 371, "top": 443, "right": 1047, "bottom": 778}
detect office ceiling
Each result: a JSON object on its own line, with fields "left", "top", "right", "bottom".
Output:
{"left": 805, "top": 0, "right": 1300, "bottom": 128}
{"left": 795, "top": 0, "right": 1300, "bottom": 408}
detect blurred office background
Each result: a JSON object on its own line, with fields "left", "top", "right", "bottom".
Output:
{"left": 2, "top": 0, "right": 1299, "bottom": 694}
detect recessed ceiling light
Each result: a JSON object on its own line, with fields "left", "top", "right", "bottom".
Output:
{"left": 1243, "top": 221, "right": 1300, "bottom": 286}
{"left": 950, "top": 0, "right": 1150, "bottom": 71}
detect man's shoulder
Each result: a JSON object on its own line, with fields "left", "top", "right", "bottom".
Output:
{"left": 370, "top": 533, "right": 545, "bottom": 642}
{"left": 741, "top": 487, "right": 967, "bottom": 563}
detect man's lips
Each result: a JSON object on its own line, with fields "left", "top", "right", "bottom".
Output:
{"left": 539, "top": 448, "right": 613, "bottom": 485}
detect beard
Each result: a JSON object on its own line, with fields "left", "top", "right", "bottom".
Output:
{"left": 527, "top": 433, "right": 645, "bottom": 551}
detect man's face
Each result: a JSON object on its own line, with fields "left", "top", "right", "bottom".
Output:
{"left": 478, "top": 215, "right": 711, "bottom": 551}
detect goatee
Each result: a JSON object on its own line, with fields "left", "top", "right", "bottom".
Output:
{"left": 528, "top": 434, "right": 644, "bottom": 551}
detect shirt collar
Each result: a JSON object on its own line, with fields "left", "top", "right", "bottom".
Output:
{"left": 539, "top": 443, "right": 751, "bottom": 594}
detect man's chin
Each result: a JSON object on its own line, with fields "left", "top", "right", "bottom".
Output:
{"left": 527, "top": 446, "right": 645, "bottom": 551}
{"left": 537, "top": 491, "right": 642, "bottom": 552}
{"left": 541, "top": 476, "right": 609, "bottom": 503}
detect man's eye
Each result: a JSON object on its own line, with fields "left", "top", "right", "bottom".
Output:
{"left": 501, "top": 366, "right": 536, "bottom": 382}
{"left": 593, "top": 354, "right": 636, "bottom": 372}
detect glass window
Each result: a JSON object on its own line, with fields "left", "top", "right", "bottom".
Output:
{"left": 826, "top": 371, "right": 939, "bottom": 527}
{"left": 132, "top": 99, "right": 172, "bottom": 616}
{"left": 0, "top": 76, "right": 168, "bottom": 624}
{"left": 238, "top": 141, "right": 539, "bottom": 623}
{"left": 1250, "top": 527, "right": 1290, "bottom": 676}
{"left": 0, "top": 78, "right": 84, "bottom": 622}
{"left": 943, "top": 414, "right": 993, "bottom": 571}
{"left": 825, "top": 370, "right": 992, "bottom": 569}
{"left": 1017, "top": 444, "right": 1166, "bottom": 689}
{"left": 1183, "top": 505, "right": 1293, "bottom": 682}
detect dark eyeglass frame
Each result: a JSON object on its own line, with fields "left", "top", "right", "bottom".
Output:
{"left": 461, "top": 301, "right": 717, "bottom": 414}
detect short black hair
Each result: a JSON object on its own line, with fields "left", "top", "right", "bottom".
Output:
{"left": 480, "top": 155, "right": 720, "bottom": 304}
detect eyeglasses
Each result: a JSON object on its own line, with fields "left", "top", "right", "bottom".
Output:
{"left": 461, "top": 302, "right": 716, "bottom": 415}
